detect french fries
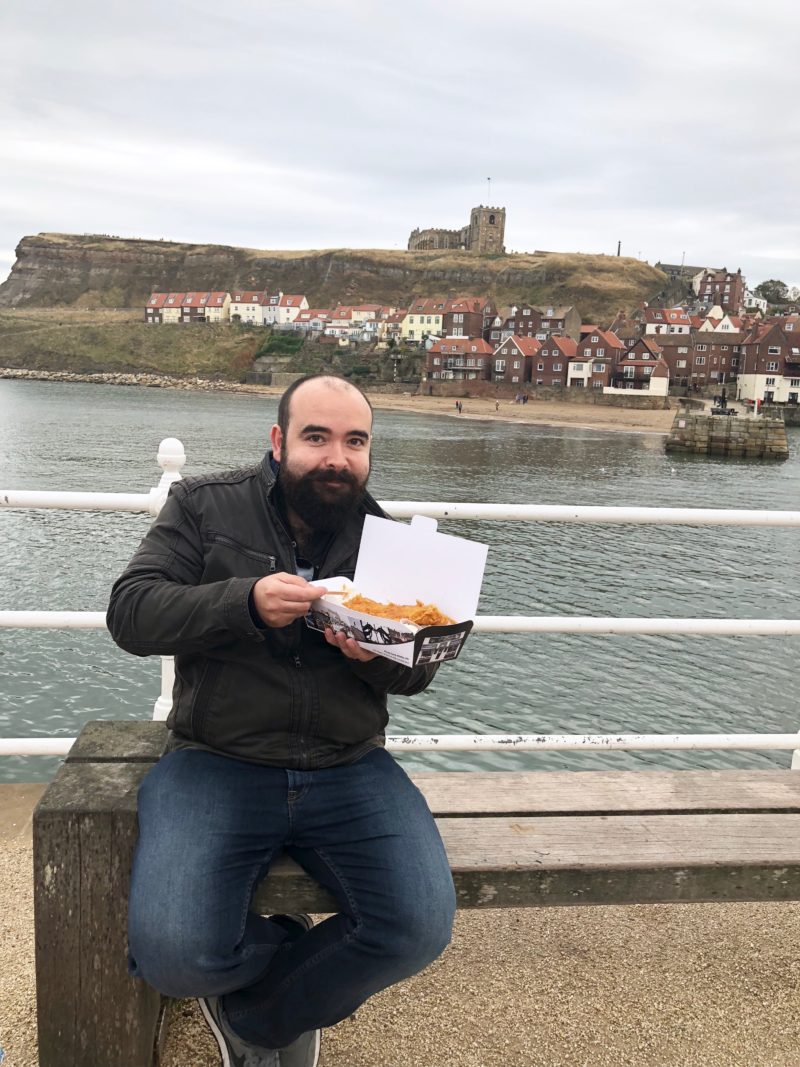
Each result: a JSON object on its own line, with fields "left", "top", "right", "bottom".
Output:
{"left": 342, "top": 593, "right": 454, "bottom": 627}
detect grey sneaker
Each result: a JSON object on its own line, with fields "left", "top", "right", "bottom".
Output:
{"left": 199, "top": 994, "right": 278, "bottom": 1066}
{"left": 199, "top": 914, "right": 319, "bottom": 1067}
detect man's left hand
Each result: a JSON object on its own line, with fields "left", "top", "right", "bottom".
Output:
{"left": 324, "top": 628, "right": 377, "bottom": 662}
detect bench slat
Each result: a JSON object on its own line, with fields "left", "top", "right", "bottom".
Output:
{"left": 253, "top": 812, "right": 800, "bottom": 912}
{"left": 410, "top": 770, "right": 800, "bottom": 815}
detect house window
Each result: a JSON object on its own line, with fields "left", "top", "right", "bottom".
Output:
{"left": 512, "top": 376, "right": 519, "bottom": 383}
{"left": 624, "top": 367, "right": 635, "bottom": 378}
{"left": 513, "top": 360, "right": 520, "bottom": 369}
{"left": 583, "top": 348, "right": 591, "bottom": 357}
{"left": 696, "top": 357, "right": 706, "bottom": 365}
{"left": 593, "top": 363, "right": 603, "bottom": 373}
{"left": 433, "top": 357, "right": 440, "bottom": 365}
{"left": 471, "top": 345, "right": 478, "bottom": 352}
{"left": 495, "top": 360, "right": 506, "bottom": 371}
{"left": 767, "top": 361, "right": 779, "bottom": 371}
{"left": 766, "top": 377, "right": 776, "bottom": 385}
{"left": 452, "top": 327, "right": 463, "bottom": 336}
{"left": 653, "top": 313, "right": 663, "bottom": 320}
{"left": 591, "top": 335, "right": 599, "bottom": 342}
{"left": 678, "top": 347, "right": 688, "bottom": 353}
{"left": 551, "top": 379, "right": 562, "bottom": 385}
{"left": 537, "top": 362, "right": 544, "bottom": 371}
{"left": 768, "top": 346, "right": 780, "bottom": 355}
{"left": 573, "top": 363, "right": 584, "bottom": 371}
{"left": 697, "top": 345, "right": 707, "bottom": 351}
{"left": 542, "top": 320, "right": 550, "bottom": 327}
{"left": 453, "top": 314, "right": 464, "bottom": 323}
{"left": 593, "top": 380, "right": 603, "bottom": 389}
{"left": 523, "top": 309, "right": 530, "bottom": 316}
{"left": 552, "top": 363, "right": 562, "bottom": 371}
{"left": 791, "top": 379, "right": 800, "bottom": 387}
{"left": 677, "top": 360, "right": 687, "bottom": 368}
{"left": 597, "top": 348, "right": 604, "bottom": 357}
{"left": 643, "top": 367, "right": 653, "bottom": 375}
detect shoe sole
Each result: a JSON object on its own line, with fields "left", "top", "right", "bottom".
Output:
{"left": 198, "top": 997, "right": 233, "bottom": 1067}
{"left": 307, "top": 1029, "right": 321, "bottom": 1067}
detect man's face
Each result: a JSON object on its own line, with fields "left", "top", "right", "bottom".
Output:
{"left": 271, "top": 380, "right": 372, "bottom": 533}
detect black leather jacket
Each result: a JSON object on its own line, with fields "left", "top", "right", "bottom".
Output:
{"left": 106, "top": 453, "right": 438, "bottom": 768}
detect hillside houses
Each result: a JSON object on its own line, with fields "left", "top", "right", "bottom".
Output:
{"left": 141, "top": 272, "right": 800, "bottom": 404}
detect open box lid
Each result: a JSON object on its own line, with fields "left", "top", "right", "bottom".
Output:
{"left": 353, "top": 514, "right": 488, "bottom": 621}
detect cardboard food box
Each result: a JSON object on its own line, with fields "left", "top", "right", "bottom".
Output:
{"left": 305, "top": 514, "right": 488, "bottom": 666}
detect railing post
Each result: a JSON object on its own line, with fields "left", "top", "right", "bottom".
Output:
{"left": 151, "top": 438, "right": 185, "bottom": 721}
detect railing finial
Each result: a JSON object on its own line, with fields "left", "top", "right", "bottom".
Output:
{"left": 157, "top": 437, "right": 186, "bottom": 480}
{"left": 150, "top": 438, "right": 186, "bottom": 516}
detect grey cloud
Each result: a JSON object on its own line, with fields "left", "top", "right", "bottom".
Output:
{"left": 1, "top": 0, "right": 799, "bottom": 288}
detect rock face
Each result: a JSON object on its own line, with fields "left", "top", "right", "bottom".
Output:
{"left": 0, "top": 233, "right": 667, "bottom": 324}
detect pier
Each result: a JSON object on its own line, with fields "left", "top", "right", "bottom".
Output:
{"left": 666, "top": 407, "right": 790, "bottom": 459}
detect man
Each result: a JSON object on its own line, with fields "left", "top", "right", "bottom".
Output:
{"left": 107, "top": 375, "right": 456, "bottom": 1067}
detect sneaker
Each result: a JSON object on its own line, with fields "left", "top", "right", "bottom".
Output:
{"left": 277, "top": 1027, "right": 321, "bottom": 1067}
{"left": 198, "top": 914, "right": 320, "bottom": 1067}
{"left": 199, "top": 994, "right": 278, "bottom": 1066}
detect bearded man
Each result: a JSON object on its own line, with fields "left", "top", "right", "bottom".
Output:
{"left": 107, "top": 375, "right": 455, "bottom": 1067}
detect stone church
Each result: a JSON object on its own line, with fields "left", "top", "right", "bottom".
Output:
{"left": 408, "top": 205, "right": 506, "bottom": 254}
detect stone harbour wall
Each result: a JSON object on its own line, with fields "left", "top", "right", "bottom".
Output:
{"left": 665, "top": 412, "right": 789, "bottom": 459}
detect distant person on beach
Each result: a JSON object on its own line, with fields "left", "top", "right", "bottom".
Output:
{"left": 107, "top": 374, "right": 454, "bottom": 1067}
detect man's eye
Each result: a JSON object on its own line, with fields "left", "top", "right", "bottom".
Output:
{"left": 306, "top": 434, "right": 324, "bottom": 443}
{"left": 349, "top": 438, "right": 367, "bottom": 447}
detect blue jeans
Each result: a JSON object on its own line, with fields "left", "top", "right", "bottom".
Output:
{"left": 128, "top": 746, "right": 456, "bottom": 1049}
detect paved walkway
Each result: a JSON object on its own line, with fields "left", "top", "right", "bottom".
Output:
{"left": 3, "top": 784, "right": 800, "bottom": 1067}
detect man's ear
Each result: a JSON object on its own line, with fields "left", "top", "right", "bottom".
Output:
{"left": 270, "top": 424, "right": 283, "bottom": 461}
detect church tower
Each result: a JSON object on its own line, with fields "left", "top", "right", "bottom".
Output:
{"left": 468, "top": 205, "right": 506, "bottom": 254}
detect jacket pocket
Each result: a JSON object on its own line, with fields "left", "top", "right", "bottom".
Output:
{"left": 188, "top": 659, "right": 227, "bottom": 743}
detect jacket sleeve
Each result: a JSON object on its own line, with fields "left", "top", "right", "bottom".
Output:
{"left": 346, "top": 655, "right": 440, "bottom": 696}
{"left": 106, "top": 485, "right": 266, "bottom": 657}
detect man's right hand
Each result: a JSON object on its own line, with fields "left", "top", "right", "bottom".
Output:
{"left": 251, "top": 573, "right": 326, "bottom": 628}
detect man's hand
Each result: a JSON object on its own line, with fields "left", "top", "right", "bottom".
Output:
{"left": 324, "top": 627, "right": 377, "bottom": 662}
{"left": 252, "top": 573, "right": 324, "bottom": 628}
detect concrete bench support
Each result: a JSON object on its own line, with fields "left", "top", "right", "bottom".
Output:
{"left": 33, "top": 721, "right": 800, "bottom": 1067}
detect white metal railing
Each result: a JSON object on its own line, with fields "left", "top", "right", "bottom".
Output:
{"left": 2, "top": 437, "right": 799, "bottom": 766}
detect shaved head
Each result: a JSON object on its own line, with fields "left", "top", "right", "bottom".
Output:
{"left": 277, "top": 374, "right": 372, "bottom": 437}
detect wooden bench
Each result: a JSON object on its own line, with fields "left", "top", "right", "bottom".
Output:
{"left": 33, "top": 720, "right": 800, "bottom": 1067}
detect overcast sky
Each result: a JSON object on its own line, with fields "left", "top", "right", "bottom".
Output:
{"left": 2, "top": 0, "right": 799, "bottom": 292}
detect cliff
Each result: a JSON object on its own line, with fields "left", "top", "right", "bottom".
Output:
{"left": 0, "top": 233, "right": 667, "bottom": 324}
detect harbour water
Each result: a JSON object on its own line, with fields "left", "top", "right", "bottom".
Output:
{"left": 1, "top": 378, "right": 799, "bottom": 783}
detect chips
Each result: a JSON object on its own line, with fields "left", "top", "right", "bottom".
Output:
{"left": 342, "top": 593, "right": 455, "bottom": 627}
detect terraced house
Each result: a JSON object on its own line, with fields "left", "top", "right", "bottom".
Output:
{"left": 737, "top": 323, "right": 800, "bottom": 404}
{"left": 491, "top": 336, "right": 541, "bottom": 384}
{"left": 567, "top": 329, "right": 625, "bottom": 389}
{"left": 229, "top": 290, "right": 270, "bottom": 325}
{"left": 401, "top": 298, "right": 445, "bottom": 343}
{"left": 425, "top": 338, "right": 493, "bottom": 381}
{"left": 534, "top": 335, "right": 577, "bottom": 387}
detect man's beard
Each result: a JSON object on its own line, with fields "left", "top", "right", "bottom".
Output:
{"left": 278, "top": 462, "right": 368, "bottom": 534}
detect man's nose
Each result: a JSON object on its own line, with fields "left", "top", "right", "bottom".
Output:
{"left": 323, "top": 441, "right": 348, "bottom": 467}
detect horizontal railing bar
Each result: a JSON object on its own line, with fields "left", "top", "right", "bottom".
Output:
{"left": 2, "top": 734, "right": 799, "bottom": 757}
{"left": 0, "top": 490, "right": 155, "bottom": 513}
{"left": 3, "top": 494, "right": 800, "bottom": 527}
{"left": 474, "top": 617, "right": 800, "bottom": 636}
{"left": 382, "top": 502, "right": 800, "bottom": 526}
{"left": 0, "top": 611, "right": 109, "bottom": 628}
{"left": 2, "top": 611, "right": 800, "bottom": 636}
